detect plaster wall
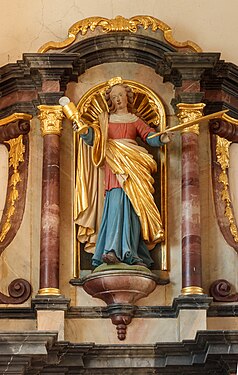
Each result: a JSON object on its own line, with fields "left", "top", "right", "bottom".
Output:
{"left": 0, "top": 0, "right": 237, "bottom": 67}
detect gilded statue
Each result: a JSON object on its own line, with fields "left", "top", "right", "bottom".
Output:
{"left": 60, "top": 78, "right": 172, "bottom": 268}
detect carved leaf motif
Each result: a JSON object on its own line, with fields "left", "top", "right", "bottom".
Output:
{"left": 0, "top": 222, "right": 11, "bottom": 242}
{"left": 215, "top": 135, "right": 238, "bottom": 243}
{"left": 9, "top": 189, "right": 19, "bottom": 202}
{"left": 8, "top": 136, "right": 25, "bottom": 169}
{"left": 10, "top": 172, "right": 21, "bottom": 186}
{"left": 38, "top": 15, "right": 202, "bottom": 53}
{"left": 0, "top": 135, "right": 25, "bottom": 243}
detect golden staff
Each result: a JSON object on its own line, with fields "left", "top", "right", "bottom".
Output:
{"left": 148, "top": 109, "right": 229, "bottom": 139}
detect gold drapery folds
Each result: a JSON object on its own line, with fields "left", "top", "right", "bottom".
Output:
{"left": 74, "top": 113, "right": 164, "bottom": 253}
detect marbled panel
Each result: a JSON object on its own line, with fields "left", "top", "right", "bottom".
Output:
{"left": 0, "top": 319, "right": 36, "bottom": 331}
{"left": 37, "top": 310, "right": 64, "bottom": 340}
{"left": 0, "top": 91, "right": 38, "bottom": 109}
{"left": 204, "top": 90, "right": 238, "bottom": 109}
{"left": 65, "top": 317, "right": 177, "bottom": 344}
{"left": 181, "top": 80, "right": 200, "bottom": 93}
{"left": 178, "top": 309, "right": 206, "bottom": 341}
{"left": 207, "top": 317, "right": 238, "bottom": 330}
{"left": 42, "top": 80, "right": 60, "bottom": 92}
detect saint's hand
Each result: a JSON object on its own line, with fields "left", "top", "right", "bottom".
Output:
{"left": 160, "top": 132, "right": 174, "bottom": 144}
{"left": 72, "top": 121, "right": 79, "bottom": 132}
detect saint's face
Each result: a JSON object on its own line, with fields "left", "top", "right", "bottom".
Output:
{"left": 110, "top": 85, "right": 128, "bottom": 113}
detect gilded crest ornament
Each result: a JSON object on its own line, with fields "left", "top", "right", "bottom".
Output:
{"left": 38, "top": 15, "right": 202, "bottom": 53}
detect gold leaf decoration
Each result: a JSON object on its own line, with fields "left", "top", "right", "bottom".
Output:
{"left": 38, "top": 15, "right": 202, "bottom": 53}
{"left": 0, "top": 135, "right": 25, "bottom": 242}
{"left": 216, "top": 135, "right": 238, "bottom": 242}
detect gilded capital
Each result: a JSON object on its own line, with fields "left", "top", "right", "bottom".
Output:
{"left": 38, "top": 105, "right": 64, "bottom": 136}
{"left": 177, "top": 103, "right": 206, "bottom": 135}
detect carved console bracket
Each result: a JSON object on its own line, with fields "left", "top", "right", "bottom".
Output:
{"left": 0, "top": 114, "right": 31, "bottom": 255}
{"left": 75, "top": 267, "right": 161, "bottom": 340}
{"left": 209, "top": 116, "right": 238, "bottom": 252}
{"left": 0, "top": 278, "right": 31, "bottom": 304}
{"left": 209, "top": 279, "right": 238, "bottom": 302}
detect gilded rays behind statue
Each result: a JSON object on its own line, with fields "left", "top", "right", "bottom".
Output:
{"left": 70, "top": 77, "right": 169, "bottom": 275}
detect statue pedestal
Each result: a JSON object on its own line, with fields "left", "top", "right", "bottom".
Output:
{"left": 81, "top": 264, "right": 158, "bottom": 340}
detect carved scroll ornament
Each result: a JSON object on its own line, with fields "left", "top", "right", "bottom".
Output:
{"left": 0, "top": 278, "right": 32, "bottom": 304}
{"left": 0, "top": 114, "right": 32, "bottom": 305}
{"left": 38, "top": 15, "right": 202, "bottom": 53}
{"left": 210, "top": 116, "right": 238, "bottom": 252}
{"left": 210, "top": 279, "right": 238, "bottom": 302}
{"left": 0, "top": 116, "right": 31, "bottom": 252}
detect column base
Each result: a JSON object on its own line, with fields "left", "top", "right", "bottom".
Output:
{"left": 38, "top": 287, "right": 61, "bottom": 296}
{"left": 181, "top": 286, "right": 204, "bottom": 295}
{"left": 32, "top": 294, "right": 70, "bottom": 311}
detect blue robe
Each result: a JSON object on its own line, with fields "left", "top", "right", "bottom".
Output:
{"left": 81, "top": 128, "right": 164, "bottom": 267}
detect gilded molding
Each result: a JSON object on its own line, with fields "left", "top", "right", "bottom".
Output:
{"left": 0, "top": 113, "right": 32, "bottom": 127}
{"left": 216, "top": 135, "right": 238, "bottom": 242}
{"left": 181, "top": 286, "right": 204, "bottom": 295}
{"left": 222, "top": 113, "right": 238, "bottom": 126}
{"left": 38, "top": 105, "right": 64, "bottom": 136}
{"left": 0, "top": 135, "right": 25, "bottom": 242}
{"left": 38, "top": 287, "right": 61, "bottom": 296}
{"left": 177, "top": 103, "right": 206, "bottom": 135}
{"left": 38, "top": 15, "right": 202, "bottom": 53}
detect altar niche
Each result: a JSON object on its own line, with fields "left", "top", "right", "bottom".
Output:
{"left": 71, "top": 77, "right": 169, "bottom": 279}
{"left": 62, "top": 77, "right": 170, "bottom": 340}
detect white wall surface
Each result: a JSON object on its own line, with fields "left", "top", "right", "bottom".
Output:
{"left": 0, "top": 0, "right": 237, "bottom": 67}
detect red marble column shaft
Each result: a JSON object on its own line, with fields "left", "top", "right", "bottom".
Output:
{"left": 40, "top": 134, "right": 60, "bottom": 290}
{"left": 181, "top": 132, "right": 202, "bottom": 290}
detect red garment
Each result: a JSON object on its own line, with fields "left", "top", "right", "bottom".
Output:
{"left": 105, "top": 118, "right": 155, "bottom": 191}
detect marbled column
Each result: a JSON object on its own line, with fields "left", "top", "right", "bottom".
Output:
{"left": 38, "top": 105, "right": 64, "bottom": 296}
{"left": 177, "top": 103, "right": 205, "bottom": 295}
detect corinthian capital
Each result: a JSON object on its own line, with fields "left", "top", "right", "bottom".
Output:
{"left": 38, "top": 105, "right": 64, "bottom": 136}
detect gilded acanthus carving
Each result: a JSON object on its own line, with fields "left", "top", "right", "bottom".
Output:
{"left": 176, "top": 103, "right": 206, "bottom": 135}
{"left": 0, "top": 115, "right": 31, "bottom": 253}
{"left": 210, "top": 116, "right": 238, "bottom": 251}
{"left": 0, "top": 135, "right": 25, "bottom": 242}
{"left": 215, "top": 136, "right": 238, "bottom": 242}
{"left": 38, "top": 15, "right": 202, "bottom": 53}
{"left": 38, "top": 105, "right": 64, "bottom": 136}
{"left": 0, "top": 115, "right": 32, "bottom": 304}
